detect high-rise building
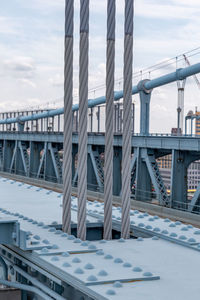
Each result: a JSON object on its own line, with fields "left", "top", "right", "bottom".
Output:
{"left": 195, "top": 110, "right": 200, "bottom": 135}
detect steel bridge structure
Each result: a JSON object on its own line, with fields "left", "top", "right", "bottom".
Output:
{"left": 0, "top": 62, "right": 200, "bottom": 213}
{"left": 1, "top": 1, "right": 200, "bottom": 300}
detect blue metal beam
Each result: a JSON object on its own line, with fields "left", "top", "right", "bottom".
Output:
{"left": 0, "top": 63, "right": 200, "bottom": 125}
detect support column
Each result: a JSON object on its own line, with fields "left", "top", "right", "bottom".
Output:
{"left": 77, "top": 0, "right": 89, "bottom": 240}
{"left": 104, "top": 0, "right": 116, "bottom": 240}
{"left": 137, "top": 79, "right": 152, "bottom": 136}
{"left": 170, "top": 150, "right": 188, "bottom": 209}
{"left": 177, "top": 79, "right": 186, "bottom": 133}
{"left": 44, "top": 144, "right": 56, "bottom": 182}
{"left": 121, "top": 0, "right": 134, "bottom": 239}
{"left": 3, "top": 141, "right": 14, "bottom": 173}
{"left": 113, "top": 147, "right": 122, "bottom": 196}
{"left": 135, "top": 148, "right": 152, "bottom": 202}
{"left": 29, "top": 142, "right": 42, "bottom": 178}
{"left": 63, "top": 0, "right": 74, "bottom": 233}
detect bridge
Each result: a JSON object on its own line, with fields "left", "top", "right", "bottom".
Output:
{"left": 0, "top": 1, "right": 200, "bottom": 300}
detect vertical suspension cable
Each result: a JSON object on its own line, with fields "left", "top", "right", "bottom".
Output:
{"left": 104, "top": 0, "right": 116, "bottom": 240}
{"left": 121, "top": 0, "right": 134, "bottom": 239}
{"left": 77, "top": 0, "right": 89, "bottom": 241}
{"left": 62, "top": 0, "right": 74, "bottom": 234}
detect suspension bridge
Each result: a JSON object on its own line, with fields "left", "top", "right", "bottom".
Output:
{"left": 0, "top": 1, "right": 200, "bottom": 300}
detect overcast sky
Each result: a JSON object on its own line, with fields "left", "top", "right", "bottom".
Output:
{"left": 0, "top": 0, "right": 200, "bottom": 133}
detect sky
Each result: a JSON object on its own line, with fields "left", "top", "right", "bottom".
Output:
{"left": 0, "top": 0, "right": 200, "bottom": 133}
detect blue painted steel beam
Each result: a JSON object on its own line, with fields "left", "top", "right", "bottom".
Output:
{"left": 0, "top": 63, "right": 200, "bottom": 125}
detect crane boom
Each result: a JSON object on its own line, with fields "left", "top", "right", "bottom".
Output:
{"left": 183, "top": 54, "right": 200, "bottom": 89}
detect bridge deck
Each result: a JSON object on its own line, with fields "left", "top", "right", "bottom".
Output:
{"left": 1, "top": 131, "right": 200, "bottom": 151}
{"left": 0, "top": 177, "right": 199, "bottom": 299}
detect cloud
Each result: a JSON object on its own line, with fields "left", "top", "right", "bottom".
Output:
{"left": 18, "top": 79, "right": 36, "bottom": 88}
{"left": 3, "top": 57, "right": 36, "bottom": 79}
{"left": 49, "top": 74, "right": 63, "bottom": 87}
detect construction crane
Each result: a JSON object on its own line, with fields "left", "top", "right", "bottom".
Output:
{"left": 183, "top": 54, "right": 200, "bottom": 89}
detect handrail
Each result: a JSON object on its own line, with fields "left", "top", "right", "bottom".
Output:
{"left": 0, "top": 63, "right": 200, "bottom": 125}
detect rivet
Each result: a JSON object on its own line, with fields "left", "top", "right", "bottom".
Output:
{"left": 62, "top": 252, "right": 70, "bottom": 257}
{"left": 143, "top": 212, "right": 149, "bottom": 217}
{"left": 68, "top": 235, "right": 75, "bottom": 240}
{"left": 119, "top": 238, "right": 125, "bottom": 243}
{"left": 104, "top": 254, "right": 113, "bottom": 259}
{"left": 28, "top": 219, "right": 33, "bottom": 222}
{"left": 169, "top": 223, "right": 176, "bottom": 227}
{"left": 146, "top": 225, "right": 152, "bottom": 230}
{"left": 96, "top": 250, "right": 104, "bottom": 256}
{"left": 84, "top": 263, "right": 94, "bottom": 270}
{"left": 137, "top": 237, "right": 143, "bottom": 241}
{"left": 123, "top": 262, "right": 132, "bottom": 268}
{"left": 181, "top": 227, "right": 188, "bottom": 231}
{"left": 138, "top": 223, "right": 145, "bottom": 228}
{"left": 194, "top": 230, "right": 200, "bottom": 235}
{"left": 134, "top": 210, "right": 139, "bottom": 214}
{"left": 88, "top": 244, "right": 97, "bottom": 250}
{"left": 138, "top": 215, "right": 144, "bottom": 219}
{"left": 179, "top": 235, "right": 187, "bottom": 240}
{"left": 87, "top": 275, "right": 97, "bottom": 282}
{"left": 99, "top": 240, "right": 107, "bottom": 244}
{"left": 49, "top": 228, "right": 56, "bottom": 233}
{"left": 130, "top": 211, "right": 134, "bottom": 216}
{"left": 98, "top": 270, "right": 108, "bottom": 276}
{"left": 161, "top": 230, "right": 168, "bottom": 235}
{"left": 148, "top": 218, "right": 154, "bottom": 222}
{"left": 114, "top": 258, "right": 123, "bottom": 264}
{"left": 74, "top": 268, "right": 84, "bottom": 274}
{"left": 51, "top": 244, "right": 59, "bottom": 249}
{"left": 61, "top": 233, "right": 68, "bottom": 237}
{"left": 106, "top": 289, "right": 116, "bottom": 295}
{"left": 81, "top": 241, "right": 88, "bottom": 247}
{"left": 175, "top": 221, "right": 181, "bottom": 225}
{"left": 74, "top": 238, "right": 82, "bottom": 244}
{"left": 41, "top": 248, "right": 49, "bottom": 254}
{"left": 152, "top": 236, "right": 159, "bottom": 240}
{"left": 188, "top": 238, "right": 196, "bottom": 243}
{"left": 113, "top": 281, "right": 122, "bottom": 288}
{"left": 51, "top": 256, "right": 59, "bottom": 262}
{"left": 55, "top": 230, "right": 62, "bottom": 235}
{"left": 133, "top": 267, "right": 142, "bottom": 272}
{"left": 131, "top": 220, "right": 135, "bottom": 225}
{"left": 62, "top": 262, "right": 71, "bottom": 268}
{"left": 170, "top": 233, "right": 177, "bottom": 238}
{"left": 33, "top": 235, "right": 40, "bottom": 240}
{"left": 32, "top": 221, "right": 38, "bottom": 225}
{"left": 187, "top": 225, "right": 193, "bottom": 229}
{"left": 143, "top": 272, "right": 153, "bottom": 277}
{"left": 38, "top": 222, "right": 44, "bottom": 227}
{"left": 153, "top": 227, "right": 160, "bottom": 232}
{"left": 164, "top": 218, "right": 171, "bottom": 223}
{"left": 42, "top": 239, "right": 50, "bottom": 245}
{"left": 72, "top": 257, "right": 81, "bottom": 263}
{"left": 51, "top": 221, "right": 58, "bottom": 225}
{"left": 154, "top": 216, "right": 159, "bottom": 220}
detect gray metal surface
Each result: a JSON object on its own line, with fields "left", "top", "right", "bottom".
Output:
{"left": 104, "top": 0, "right": 116, "bottom": 240}
{"left": 63, "top": 0, "right": 74, "bottom": 234}
{"left": 121, "top": 0, "right": 134, "bottom": 239}
{"left": 77, "top": 0, "right": 89, "bottom": 241}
